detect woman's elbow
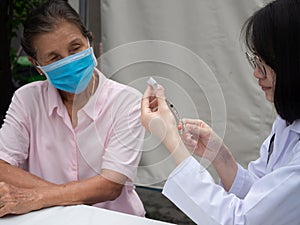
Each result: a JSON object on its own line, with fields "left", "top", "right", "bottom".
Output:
{"left": 107, "top": 185, "right": 123, "bottom": 201}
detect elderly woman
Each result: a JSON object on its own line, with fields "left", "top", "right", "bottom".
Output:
{"left": 0, "top": 0, "right": 145, "bottom": 217}
{"left": 141, "top": 0, "right": 300, "bottom": 224}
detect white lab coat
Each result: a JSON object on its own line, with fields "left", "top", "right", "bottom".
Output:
{"left": 163, "top": 116, "right": 300, "bottom": 225}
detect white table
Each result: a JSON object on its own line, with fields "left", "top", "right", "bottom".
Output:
{"left": 0, "top": 205, "right": 174, "bottom": 225}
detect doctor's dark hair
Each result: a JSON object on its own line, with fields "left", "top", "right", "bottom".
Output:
{"left": 21, "top": 0, "right": 92, "bottom": 59}
{"left": 243, "top": 0, "right": 300, "bottom": 123}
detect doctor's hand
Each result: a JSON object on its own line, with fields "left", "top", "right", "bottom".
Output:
{"left": 141, "top": 85, "right": 191, "bottom": 166}
{"left": 141, "top": 85, "right": 181, "bottom": 149}
{"left": 180, "top": 119, "right": 238, "bottom": 191}
{"left": 180, "top": 119, "right": 229, "bottom": 164}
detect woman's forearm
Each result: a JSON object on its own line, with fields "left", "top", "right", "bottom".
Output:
{"left": 0, "top": 160, "right": 56, "bottom": 188}
{"left": 0, "top": 167, "right": 124, "bottom": 217}
{"left": 38, "top": 175, "right": 124, "bottom": 208}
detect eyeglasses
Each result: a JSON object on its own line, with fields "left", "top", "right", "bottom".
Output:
{"left": 245, "top": 52, "right": 267, "bottom": 77}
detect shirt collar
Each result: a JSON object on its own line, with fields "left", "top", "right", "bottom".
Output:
{"left": 47, "top": 81, "right": 65, "bottom": 117}
{"left": 46, "top": 69, "right": 108, "bottom": 120}
{"left": 276, "top": 115, "right": 300, "bottom": 134}
{"left": 289, "top": 119, "right": 300, "bottom": 134}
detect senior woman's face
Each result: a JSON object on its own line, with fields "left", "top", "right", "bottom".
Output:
{"left": 33, "top": 21, "right": 88, "bottom": 66}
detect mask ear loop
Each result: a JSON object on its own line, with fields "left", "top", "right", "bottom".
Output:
{"left": 87, "top": 37, "right": 98, "bottom": 67}
{"left": 87, "top": 37, "right": 91, "bottom": 48}
{"left": 33, "top": 59, "right": 44, "bottom": 76}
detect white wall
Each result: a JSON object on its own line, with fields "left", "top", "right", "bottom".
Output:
{"left": 100, "top": 0, "right": 276, "bottom": 187}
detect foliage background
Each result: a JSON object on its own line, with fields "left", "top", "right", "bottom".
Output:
{"left": 0, "top": 0, "right": 44, "bottom": 126}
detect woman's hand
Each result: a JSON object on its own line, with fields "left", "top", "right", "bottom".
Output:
{"left": 0, "top": 182, "right": 41, "bottom": 217}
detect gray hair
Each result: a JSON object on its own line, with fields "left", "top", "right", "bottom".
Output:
{"left": 21, "top": 0, "right": 92, "bottom": 59}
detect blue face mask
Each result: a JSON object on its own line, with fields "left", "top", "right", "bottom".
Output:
{"left": 37, "top": 46, "right": 97, "bottom": 94}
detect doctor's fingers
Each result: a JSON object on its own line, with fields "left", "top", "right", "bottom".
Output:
{"left": 184, "top": 123, "right": 212, "bottom": 139}
{"left": 181, "top": 135, "right": 197, "bottom": 150}
{"left": 182, "top": 118, "right": 204, "bottom": 126}
{"left": 182, "top": 118, "right": 211, "bottom": 130}
{"left": 152, "top": 85, "right": 170, "bottom": 113}
{"left": 143, "top": 84, "right": 165, "bottom": 99}
{"left": 181, "top": 130, "right": 197, "bottom": 142}
{"left": 142, "top": 85, "right": 168, "bottom": 112}
{"left": 143, "top": 85, "right": 153, "bottom": 98}
{"left": 141, "top": 86, "right": 154, "bottom": 115}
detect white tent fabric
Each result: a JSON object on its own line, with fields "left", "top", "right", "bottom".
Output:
{"left": 99, "top": 0, "right": 276, "bottom": 187}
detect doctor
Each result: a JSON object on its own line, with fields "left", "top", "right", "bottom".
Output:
{"left": 141, "top": 0, "right": 300, "bottom": 224}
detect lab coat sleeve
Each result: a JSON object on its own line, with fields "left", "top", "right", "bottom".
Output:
{"left": 162, "top": 153, "right": 300, "bottom": 225}
{"left": 228, "top": 133, "right": 273, "bottom": 199}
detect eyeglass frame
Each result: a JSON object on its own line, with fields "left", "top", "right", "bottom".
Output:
{"left": 245, "top": 52, "right": 267, "bottom": 77}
